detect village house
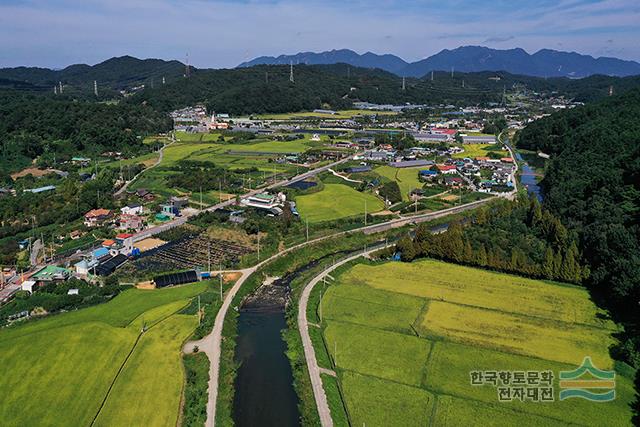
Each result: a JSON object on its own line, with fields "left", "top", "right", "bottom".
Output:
{"left": 118, "top": 214, "right": 144, "bottom": 231}
{"left": 436, "top": 164, "right": 457, "bottom": 175}
{"left": 120, "top": 204, "right": 144, "bottom": 216}
{"left": 84, "top": 209, "right": 112, "bottom": 227}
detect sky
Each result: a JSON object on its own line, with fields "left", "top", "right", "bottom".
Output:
{"left": 1, "top": 0, "right": 639, "bottom": 69}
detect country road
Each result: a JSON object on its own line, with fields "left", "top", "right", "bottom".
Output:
{"left": 183, "top": 196, "right": 495, "bottom": 427}
{"left": 129, "top": 155, "right": 353, "bottom": 244}
{"left": 114, "top": 140, "right": 173, "bottom": 197}
{"left": 298, "top": 244, "right": 386, "bottom": 427}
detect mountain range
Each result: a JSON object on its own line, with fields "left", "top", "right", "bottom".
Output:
{"left": 238, "top": 46, "right": 640, "bottom": 79}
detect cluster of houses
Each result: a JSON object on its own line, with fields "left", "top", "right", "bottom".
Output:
{"left": 171, "top": 105, "right": 230, "bottom": 133}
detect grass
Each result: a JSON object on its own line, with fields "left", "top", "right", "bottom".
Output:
{"left": 338, "top": 259, "right": 613, "bottom": 328}
{"left": 425, "top": 341, "right": 636, "bottom": 426}
{"left": 0, "top": 283, "right": 207, "bottom": 427}
{"left": 321, "top": 374, "right": 350, "bottom": 427}
{"left": 324, "top": 321, "right": 430, "bottom": 386}
{"left": 295, "top": 183, "right": 384, "bottom": 223}
{"left": 452, "top": 143, "right": 508, "bottom": 159}
{"left": 374, "top": 166, "right": 425, "bottom": 201}
{"left": 312, "top": 259, "right": 633, "bottom": 426}
{"left": 94, "top": 314, "right": 197, "bottom": 426}
{"left": 322, "top": 284, "right": 424, "bottom": 334}
{"left": 182, "top": 353, "right": 211, "bottom": 427}
{"left": 419, "top": 300, "right": 614, "bottom": 368}
{"left": 341, "top": 371, "right": 434, "bottom": 427}
{"left": 433, "top": 395, "right": 559, "bottom": 427}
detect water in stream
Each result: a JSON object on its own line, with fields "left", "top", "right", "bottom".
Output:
{"left": 233, "top": 310, "right": 300, "bottom": 427}
{"left": 232, "top": 258, "right": 329, "bottom": 427}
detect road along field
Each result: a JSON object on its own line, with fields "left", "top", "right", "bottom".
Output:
{"left": 0, "top": 283, "right": 207, "bottom": 427}
{"left": 129, "top": 134, "right": 325, "bottom": 203}
{"left": 314, "top": 258, "right": 634, "bottom": 427}
{"left": 295, "top": 183, "right": 385, "bottom": 223}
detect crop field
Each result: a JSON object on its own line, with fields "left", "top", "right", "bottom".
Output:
{"left": 0, "top": 284, "right": 206, "bottom": 427}
{"left": 373, "top": 166, "right": 424, "bottom": 201}
{"left": 315, "top": 259, "right": 634, "bottom": 426}
{"left": 452, "top": 143, "right": 508, "bottom": 159}
{"left": 129, "top": 136, "right": 317, "bottom": 200}
{"left": 295, "top": 183, "right": 384, "bottom": 223}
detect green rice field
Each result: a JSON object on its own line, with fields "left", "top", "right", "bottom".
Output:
{"left": 374, "top": 165, "right": 425, "bottom": 201}
{"left": 295, "top": 183, "right": 384, "bottom": 223}
{"left": 0, "top": 283, "right": 207, "bottom": 427}
{"left": 452, "top": 143, "right": 508, "bottom": 159}
{"left": 315, "top": 259, "right": 634, "bottom": 426}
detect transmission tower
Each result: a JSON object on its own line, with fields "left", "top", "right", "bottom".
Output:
{"left": 59, "top": 81, "right": 63, "bottom": 94}
{"left": 185, "top": 53, "right": 190, "bottom": 78}
{"left": 431, "top": 70, "right": 434, "bottom": 81}
{"left": 402, "top": 76, "right": 406, "bottom": 91}
{"left": 93, "top": 80, "right": 98, "bottom": 97}
{"left": 289, "top": 61, "right": 294, "bottom": 83}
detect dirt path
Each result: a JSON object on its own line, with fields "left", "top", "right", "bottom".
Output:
{"left": 297, "top": 245, "right": 385, "bottom": 427}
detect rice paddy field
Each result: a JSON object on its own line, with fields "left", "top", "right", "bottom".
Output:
{"left": 0, "top": 283, "right": 207, "bottom": 427}
{"left": 295, "top": 183, "right": 384, "bottom": 223}
{"left": 452, "top": 143, "right": 508, "bottom": 159}
{"left": 129, "top": 134, "right": 322, "bottom": 203}
{"left": 315, "top": 259, "right": 635, "bottom": 426}
{"left": 373, "top": 165, "right": 425, "bottom": 201}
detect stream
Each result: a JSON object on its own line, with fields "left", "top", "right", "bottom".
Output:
{"left": 232, "top": 254, "right": 344, "bottom": 426}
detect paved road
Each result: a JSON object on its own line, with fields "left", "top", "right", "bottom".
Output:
{"left": 130, "top": 155, "right": 353, "bottom": 244}
{"left": 184, "top": 195, "right": 495, "bottom": 426}
{"left": 298, "top": 245, "right": 386, "bottom": 427}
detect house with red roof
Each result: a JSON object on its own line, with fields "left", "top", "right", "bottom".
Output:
{"left": 84, "top": 209, "right": 112, "bottom": 227}
{"left": 436, "top": 164, "right": 458, "bottom": 175}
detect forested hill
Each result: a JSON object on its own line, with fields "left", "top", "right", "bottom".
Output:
{"left": 516, "top": 88, "right": 640, "bottom": 337}
{"left": 0, "top": 91, "right": 171, "bottom": 177}
{"left": 131, "top": 63, "right": 640, "bottom": 115}
{"left": 0, "top": 56, "right": 187, "bottom": 90}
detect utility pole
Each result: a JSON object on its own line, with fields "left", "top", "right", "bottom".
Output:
{"left": 200, "top": 185, "right": 203, "bottom": 208}
{"left": 364, "top": 199, "right": 367, "bottom": 226}
{"left": 219, "top": 263, "right": 223, "bottom": 301}
{"left": 207, "top": 240, "right": 211, "bottom": 272}
{"left": 257, "top": 226, "right": 260, "bottom": 260}
{"left": 289, "top": 61, "right": 294, "bottom": 83}
{"left": 198, "top": 295, "right": 201, "bottom": 325}
{"left": 94, "top": 80, "right": 98, "bottom": 97}
{"left": 306, "top": 219, "right": 309, "bottom": 242}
